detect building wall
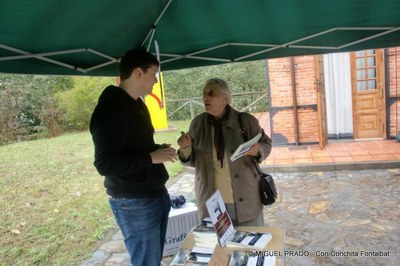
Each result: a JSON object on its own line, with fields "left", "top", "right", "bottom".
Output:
{"left": 267, "top": 47, "right": 400, "bottom": 146}
{"left": 267, "top": 56, "right": 319, "bottom": 146}
{"left": 388, "top": 47, "right": 400, "bottom": 138}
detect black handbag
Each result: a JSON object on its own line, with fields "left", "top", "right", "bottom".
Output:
{"left": 238, "top": 113, "right": 277, "bottom": 206}
{"left": 258, "top": 172, "right": 277, "bottom": 205}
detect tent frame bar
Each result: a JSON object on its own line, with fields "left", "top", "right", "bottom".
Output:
{"left": 0, "top": 44, "right": 118, "bottom": 73}
{"left": 235, "top": 27, "right": 399, "bottom": 61}
{"left": 338, "top": 27, "right": 400, "bottom": 49}
{"left": 1, "top": 26, "right": 399, "bottom": 74}
{"left": 159, "top": 27, "right": 400, "bottom": 64}
{"left": 0, "top": 48, "right": 87, "bottom": 61}
{"left": 141, "top": 0, "right": 174, "bottom": 49}
{"left": 0, "top": 43, "right": 87, "bottom": 72}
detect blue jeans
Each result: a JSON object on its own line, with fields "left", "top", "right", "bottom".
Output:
{"left": 109, "top": 193, "right": 171, "bottom": 266}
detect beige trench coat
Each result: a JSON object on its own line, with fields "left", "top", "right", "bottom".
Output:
{"left": 179, "top": 107, "right": 272, "bottom": 224}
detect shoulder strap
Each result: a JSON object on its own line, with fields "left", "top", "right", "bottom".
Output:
{"left": 238, "top": 112, "right": 264, "bottom": 175}
{"left": 238, "top": 112, "right": 248, "bottom": 141}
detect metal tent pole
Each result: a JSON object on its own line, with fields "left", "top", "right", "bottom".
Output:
{"left": 141, "top": 0, "right": 174, "bottom": 49}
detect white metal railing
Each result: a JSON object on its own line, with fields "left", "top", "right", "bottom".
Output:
{"left": 166, "top": 91, "right": 268, "bottom": 119}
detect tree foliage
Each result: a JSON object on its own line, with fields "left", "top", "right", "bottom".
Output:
{"left": 0, "top": 74, "right": 113, "bottom": 144}
{"left": 0, "top": 60, "right": 269, "bottom": 144}
{"left": 56, "top": 76, "right": 114, "bottom": 130}
{"left": 163, "top": 60, "right": 269, "bottom": 120}
{"left": 0, "top": 74, "right": 73, "bottom": 144}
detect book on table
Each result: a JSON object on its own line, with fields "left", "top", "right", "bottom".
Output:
{"left": 188, "top": 246, "right": 214, "bottom": 264}
{"left": 205, "top": 190, "right": 272, "bottom": 249}
{"left": 227, "top": 230, "right": 272, "bottom": 250}
{"left": 192, "top": 222, "right": 219, "bottom": 249}
{"left": 170, "top": 246, "right": 214, "bottom": 266}
{"left": 228, "top": 250, "right": 276, "bottom": 266}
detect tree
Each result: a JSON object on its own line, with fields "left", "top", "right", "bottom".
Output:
{"left": 56, "top": 76, "right": 114, "bottom": 130}
{"left": 0, "top": 74, "right": 73, "bottom": 144}
{"left": 162, "top": 60, "right": 268, "bottom": 120}
{"left": 0, "top": 60, "right": 269, "bottom": 144}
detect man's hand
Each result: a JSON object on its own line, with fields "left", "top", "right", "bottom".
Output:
{"left": 177, "top": 131, "right": 192, "bottom": 149}
{"left": 150, "top": 145, "right": 178, "bottom": 164}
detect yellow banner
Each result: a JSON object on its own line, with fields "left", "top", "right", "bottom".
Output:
{"left": 145, "top": 72, "right": 168, "bottom": 130}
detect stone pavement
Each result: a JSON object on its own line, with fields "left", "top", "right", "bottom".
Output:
{"left": 81, "top": 170, "right": 197, "bottom": 266}
{"left": 81, "top": 166, "right": 400, "bottom": 266}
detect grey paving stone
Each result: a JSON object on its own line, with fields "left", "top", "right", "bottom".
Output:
{"left": 82, "top": 167, "right": 400, "bottom": 266}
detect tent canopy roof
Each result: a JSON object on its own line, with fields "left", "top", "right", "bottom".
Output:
{"left": 1, "top": 0, "right": 400, "bottom": 76}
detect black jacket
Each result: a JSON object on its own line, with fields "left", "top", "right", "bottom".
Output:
{"left": 90, "top": 85, "right": 168, "bottom": 198}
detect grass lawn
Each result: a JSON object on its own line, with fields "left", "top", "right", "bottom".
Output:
{"left": 0, "top": 120, "right": 190, "bottom": 265}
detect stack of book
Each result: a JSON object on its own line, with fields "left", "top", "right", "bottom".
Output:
{"left": 171, "top": 191, "right": 277, "bottom": 266}
{"left": 192, "top": 223, "right": 219, "bottom": 249}
{"left": 171, "top": 248, "right": 276, "bottom": 266}
{"left": 192, "top": 223, "right": 272, "bottom": 251}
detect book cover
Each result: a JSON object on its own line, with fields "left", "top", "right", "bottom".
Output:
{"left": 205, "top": 190, "right": 272, "bottom": 250}
{"left": 205, "top": 190, "right": 235, "bottom": 247}
{"left": 227, "top": 231, "right": 272, "bottom": 250}
{"left": 230, "top": 133, "right": 262, "bottom": 161}
{"left": 186, "top": 246, "right": 214, "bottom": 264}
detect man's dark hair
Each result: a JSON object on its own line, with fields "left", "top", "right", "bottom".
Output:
{"left": 119, "top": 48, "right": 159, "bottom": 81}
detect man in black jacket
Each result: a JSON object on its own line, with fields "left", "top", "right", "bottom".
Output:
{"left": 90, "top": 48, "right": 177, "bottom": 265}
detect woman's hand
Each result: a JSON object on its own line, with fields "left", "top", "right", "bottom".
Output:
{"left": 177, "top": 131, "right": 192, "bottom": 149}
{"left": 244, "top": 143, "right": 260, "bottom": 157}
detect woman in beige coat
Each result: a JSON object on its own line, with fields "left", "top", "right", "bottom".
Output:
{"left": 177, "top": 78, "right": 272, "bottom": 226}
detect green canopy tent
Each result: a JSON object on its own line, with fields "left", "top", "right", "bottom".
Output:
{"left": 1, "top": 0, "right": 400, "bottom": 76}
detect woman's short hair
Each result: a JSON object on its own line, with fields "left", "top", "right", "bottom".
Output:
{"left": 204, "top": 78, "right": 232, "bottom": 104}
